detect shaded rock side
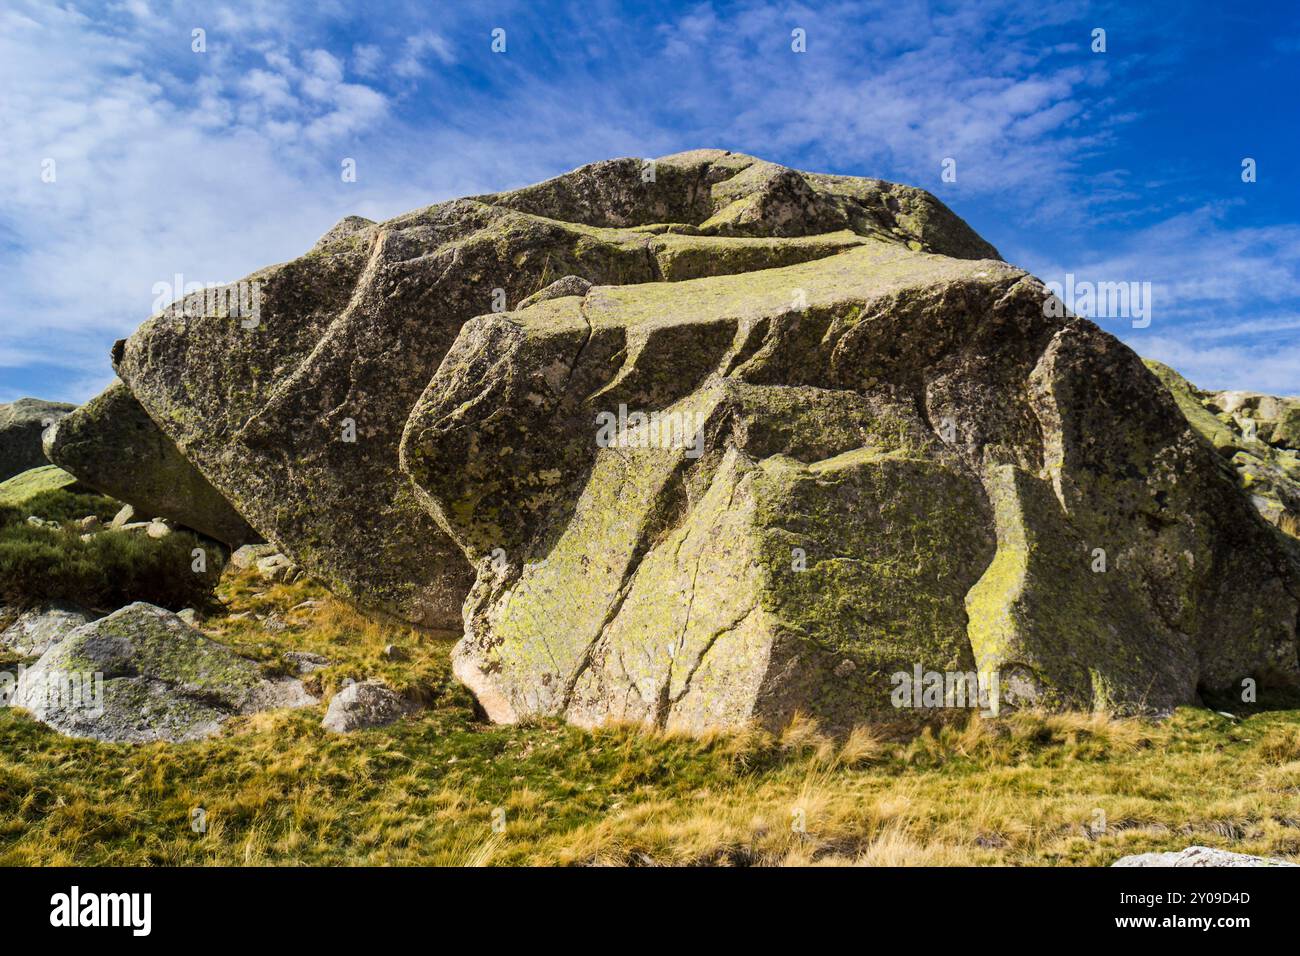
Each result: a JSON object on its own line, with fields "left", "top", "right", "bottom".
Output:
{"left": 113, "top": 150, "right": 996, "bottom": 628}
{"left": 42, "top": 380, "right": 258, "bottom": 547}
{"left": 9, "top": 602, "right": 316, "bottom": 742}
{"left": 401, "top": 241, "right": 1300, "bottom": 732}
{"left": 0, "top": 397, "right": 75, "bottom": 482}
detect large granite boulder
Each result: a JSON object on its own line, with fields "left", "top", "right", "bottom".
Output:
{"left": 396, "top": 163, "right": 1300, "bottom": 732}
{"left": 0, "top": 398, "right": 74, "bottom": 482}
{"left": 112, "top": 150, "right": 995, "bottom": 628}
{"left": 103, "top": 150, "right": 1300, "bottom": 732}
{"left": 8, "top": 602, "right": 317, "bottom": 742}
{"left": 42, "top": 380, "right": 257, "bottom": 547}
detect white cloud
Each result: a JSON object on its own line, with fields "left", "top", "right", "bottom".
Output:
{"left": 394, "top": 31, "right": 456, "bottom": 78}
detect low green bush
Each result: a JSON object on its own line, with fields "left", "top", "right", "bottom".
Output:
{"left": 0, "top": 522, "right": 223, "bottom": 611}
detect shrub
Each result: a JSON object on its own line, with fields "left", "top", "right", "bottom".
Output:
{"left": 0, "top": 487, "right": 121, "bottom": 529}
{"left": 0, "top": 522, "right": 223, "bottom": 611}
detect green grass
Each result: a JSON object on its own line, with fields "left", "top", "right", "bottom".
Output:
{"left": 0, "top": 465, "right": 120, "bottom": 527}
{"left": 0, "top": 475, "right": 219, "bottom": 612}
{"left": 2, "top": 563, "right": 1299, "bottom": 866}
{"left": 0, "top": 523, "right": 223, "bottom": 612}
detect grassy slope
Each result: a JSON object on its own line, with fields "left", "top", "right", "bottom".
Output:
{"left": 3, "top": 564, "right": 1299, "bottom": 866}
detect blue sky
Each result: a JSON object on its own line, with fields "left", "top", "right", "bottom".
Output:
{"left": 3, "top": 0, "right": 1299, "bottom": 403}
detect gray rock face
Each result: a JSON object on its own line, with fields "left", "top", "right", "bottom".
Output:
{"left": 43, "top": 380, "right": 258, "bottom": 547}
{"left": 97, "top": 150, "right": 1300, "bottom": 733}
{"left": 9, "top": 602, "right": 317, "bottom": 742}
{"left": 0, "top": 603, "right": 97, "bottom": 657}
{"left": 1113, "top": 846, "right": 1297, "bottom": 867}
{"left": 321, "top": 680, "right": 414, "bottom": 732}
{"left": 255, "top": 552, "right": 299, "bottom": 583}
{"left": 113, "top": 150, "right": 995, "bottom": 629}
{"left": 0, "top": 398, "right": 75, "bottom": 482}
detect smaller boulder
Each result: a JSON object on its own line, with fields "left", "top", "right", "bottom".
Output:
{"left": 79, "top": 515, "right": 102, "bottom": 532}
{"left": 284, "top": 650, "right": 331, "bottom": 675}
{"left": 146, "top": 518, "right": 174, "bottom": 539}
{"left": 231, "top": 543, "right": 276, "bottom": 571}
{"left": 256, "top": 553, "right": 298, "bottom": 584}
{"left": 0, "top": 398, "right": 75, "bottom": 482}
{"left": 321, "top": 680, "right": 415, "bottom": 733}
{"left": 1112, "top": 846, "right": 1297, "bottom": 867}
{"left": 109, "top": 504, "right": 135, "bottom": 529}
{"left": 9, "top": 602, "right": 318, "bottom": 742}
{"left": 0, "top": 603, "right": 97, "bottom": 657}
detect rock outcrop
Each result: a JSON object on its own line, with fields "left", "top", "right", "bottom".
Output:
{"left": 97, "top": 150, "right": 1300, "bottom": 732}
{"left": 0, "top": 397, "right": 75, "bottom": 482}
{"left": 9, "top": 602, "right": 317, "bottom": 742}
{"left": 1146, "top": 361, "right": 1300, "bottom": 533}
{"left": 43, "top": 380, "right": 258, "bottom": 547}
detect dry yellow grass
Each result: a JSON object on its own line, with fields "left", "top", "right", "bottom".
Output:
{"left": 3, "top": 566, "right": 1299, "bottom": 866}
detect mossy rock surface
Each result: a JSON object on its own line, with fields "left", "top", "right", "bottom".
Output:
{"left": 1145, "top": 359, "right": 1300, "bottom": 537}
{"left": 11, "top": 602, "right": 316, "bottom": 742}
{"left": 400, "top": 212, "right": 1300, "bottom": 730}
{"left": 113, "top": 150, "right": 997, "bottom": 629}
{"left": 0, "top": 465, "right": 81, "bottom": 508}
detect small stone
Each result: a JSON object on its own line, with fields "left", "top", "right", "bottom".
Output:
{"left": 321, "top": 680, "right": 415, "bottom": 733}
{"left": 256, "top": 553, "right": 297, "bottom": 583}
{"left": 146, "top": 519, "right": 174, "bottom": 539}
{"left": 284, "top": 651, "right": 331, "bottom": 675}
{"left": 382, "top": 644, "right": 408, "bottom": 661}
{"left": 79, "top": 515, "right": 102, "bottom": 531}
{"left": 109, "top": 503, "right": 135, "bottom": 529}
{"left": 177, "top": 608, "right": 199, "bottom": 625}
{"left": 230, "top": 543, "right": 275, "bottom": 570}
